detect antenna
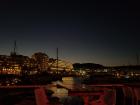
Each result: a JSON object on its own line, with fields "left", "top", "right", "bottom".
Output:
{"left": 14, "top": 40, "right": 17, "bottom": 54}
{"left": 11, "top": 40, "right": 18, "bottom": 56}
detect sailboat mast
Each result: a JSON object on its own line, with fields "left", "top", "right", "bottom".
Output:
{"left": 57, "top": 48, "right": 59, "bottom": 73}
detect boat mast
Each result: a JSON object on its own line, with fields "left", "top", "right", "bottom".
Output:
{"left": 56, "top": 48, "right": 59, "bottom": 74}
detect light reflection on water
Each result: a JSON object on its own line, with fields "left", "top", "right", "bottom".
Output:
{"left": 49, "top": 77, "right": 81, "bottom": 98}
{"left": 49, "top": 77, "right": 115, "bottom": 105}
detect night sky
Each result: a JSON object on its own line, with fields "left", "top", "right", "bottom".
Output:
{"left": 0, "top": 1, "right": 140, "bottom": 66}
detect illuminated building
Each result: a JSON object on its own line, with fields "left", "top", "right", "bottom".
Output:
{"left": 32, "top": 52, "right": 49, "bottom": 71}
{"left": 0, "top": 55, "right": 21, "bottom": 75}
{"left": 0, "top": 53, "right": 33, "bottom": 75}
{"left": 48, "top": 58, "right": 73, "bottom": 72}
{"left": 1, "top": 64, "right": 21, "bottom": 75}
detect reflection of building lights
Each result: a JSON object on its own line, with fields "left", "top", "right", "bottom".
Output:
{"left": 125, "top": 75, "right": 130, "bottom": 78}
{"left": 82, "top": 84, "right": 86, "bottom": 88}
{"left": 116, "top": 73, "right": 120, "bottom": 78}
{"left": 103, "top": 69, "right": 108, "bottom": 72}
{"left": 131, "top": 72, "right": 134, "bottom": 76}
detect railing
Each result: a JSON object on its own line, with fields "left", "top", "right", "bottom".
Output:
{"left": 0, "top": 84, "right": 140, "bottom": 105}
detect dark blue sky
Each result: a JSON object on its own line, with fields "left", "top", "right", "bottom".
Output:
{"left": 0, "top": 1, "right": 140, "bottom": 66}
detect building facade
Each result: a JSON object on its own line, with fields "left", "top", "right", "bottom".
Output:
{"left": 32, "top": 52, "right": 49, "bottom": 72}
{"left": 48, "top": 58, "right": 73, "bottom": 72}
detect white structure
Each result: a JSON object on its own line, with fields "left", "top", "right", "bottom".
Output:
{"left": 48, "top": 59, "right": 73, "bottom": 72}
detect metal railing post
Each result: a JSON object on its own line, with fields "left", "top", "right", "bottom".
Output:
{"left": 35, "top": 87, "right": 49, "bottom": 105}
